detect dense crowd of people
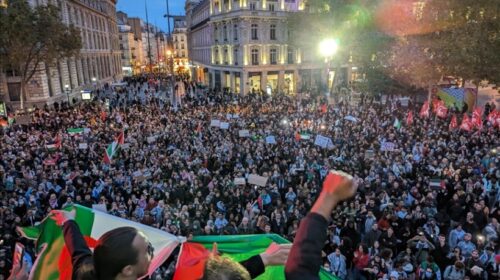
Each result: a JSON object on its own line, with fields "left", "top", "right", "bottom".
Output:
{"left": 0, "top": 75, "right": 499, "bottom": 280}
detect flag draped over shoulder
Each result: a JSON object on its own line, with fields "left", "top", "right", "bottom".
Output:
{"left": 180, "top": 234, "right": 338, "bottom": 280}
{"left": 17, "top": 205, "right": 181, "bottom": 280}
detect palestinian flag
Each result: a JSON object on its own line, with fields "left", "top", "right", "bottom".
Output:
{"left": 45, "top": 135, "right": 62, "bottom": 151}
{"left": 419, "top": 101, "right": 430, "bottom": 118}
{"left": 8, "top": 114, "right": 15, "bottom": 125}
{"left": 436, "top": 104, "right": 448, "bottom": 118}
{"left": 393, "top": 118, "right": 401, "bottom": 130}
{"left": 67, "top": 128, "right": 84, "bottom": 136}
{"left": 300, "top": 133, "right": 311, "bottom": 140}
{"left": 175, "top": 234, "right": 337, "bottom": 280}
{"left": 18, "top": 205, "right": 181, "bottom": 280}
{"left": 471, "top": 107, "right": 483, "bottom": 129}
{"left": 103, "top": 141, "right": 119, "bottom": 164}
{"left": 406, "top": 111, "right": 413, "bottom": 126}
{"left": 115, "top": 131, "right": 125, "bottom": 145}
{"left": 460, "top": 114, "right": 472, "bottom": 132}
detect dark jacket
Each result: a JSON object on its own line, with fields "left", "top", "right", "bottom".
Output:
{"left": 62, "top": 220, "right": 93, "bottom": 280}
{"left": 285, "top": 213, "right": 327, "bottom": 280}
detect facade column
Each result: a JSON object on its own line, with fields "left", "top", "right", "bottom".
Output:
{"left": 230, "top": 72, "right": 235, "bottom": 93}
{"left": 241, "top": 71, "right": 248, "bottom": 95}
{"left": 209, "top": 69, "right": 215, "bottom": 89}
{"left": 261, "top": 71, "right": 267, "bottom": 93}
{"left": 278, "top": 70, "right": 285, "bottom": 94}
{"left": 294, "top": 69, "right": 300, "bottom": 94}
{"left": 221, "top": 71, "right": 227, "bottom": 89}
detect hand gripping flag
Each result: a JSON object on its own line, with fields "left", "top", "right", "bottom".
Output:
{"left": 18, "top": 205, "right": 182, "bottom": 280}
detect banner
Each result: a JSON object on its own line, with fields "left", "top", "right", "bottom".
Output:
{"left": 247, "top": 174, "right": 268, "bottom": 187}
{"left": 314, "top": 135, "right": 333, "bottom": 149}
{"left": 380, "top": 142, "right": 396, "bottom": 152}
{"left": 434, "top": 87, "right": 477, "bottom": 113}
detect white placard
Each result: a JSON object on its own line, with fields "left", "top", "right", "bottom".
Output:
{"left": 265, "top": 135, "right": 276, "bottom": 144}
{"left": 234, "top": 177, "right": 246, "bottom": 185}
{"left": 78, "top": 143, "right": 88, "bottom": 149}
{"left": 147, "top": 136, "right": 156, "bottom": 143}
{"left": 220, "top": 122, "right": 230, "bottom": 129}
{"left": 121, "top": 143, "right": 130, "bottom": 149}
{"left": 380, "top": 142, "right": 396, "bottom": 152}
{"left": 210, "top": 119, "right": 221, "bottom": 127}
{"left": 226, "top": 113, "right": 233, "bottom": 120}
{"left": 239, "top": 129, "right": 250, "bottom": 137}
{"left": 314, "top": 135, "right": 333, "bottom": 149}
{"left": 247, "top": 174, "right": 268, "bottom": 187}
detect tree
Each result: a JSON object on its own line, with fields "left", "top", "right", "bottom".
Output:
{"left": 0, "top": 0, "right": 82, "bottom": 109}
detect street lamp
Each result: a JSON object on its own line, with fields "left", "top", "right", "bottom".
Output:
{"left": 319, "top": 38, "right": 339, "bottom": 59}
{"left": 319, "top": 38, "right": 339, "bottom": 97}
{"left": 64, "top": 84, "right": 71, "bottom": 105}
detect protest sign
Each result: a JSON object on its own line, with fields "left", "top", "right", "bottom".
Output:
{"left": 220, "top": 122, "right": 230, "bottom": 129}
{"left": 210, "top": 119, "right": 221, "bottom": 127}
{"left": 380, "top": 142, "right": 396, "bottom": 152}
{"left": 78, "top": 143, "right": 88, "bottom": 149}
{"left": 234, "top": 177, "right": 246, "bottom": 185}
{"left": 265, "top": 136, "right": 276, "bottom": 144}
{"left": 248, "top": 174, "right": 268, "bottom": 187}
{"left": 314, "top": 135, "right": 333, "bottom": 149}
{"left": 239, "top": 129, "right": 250, "bottom": 137}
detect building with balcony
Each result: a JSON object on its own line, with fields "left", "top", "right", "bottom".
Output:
{"left": 0, "top": 0, "right": 122, "bottom": 108}
{"left": 117, "top": 12, "right": 145, "bottom": 76}
{"left": 172, "top": 16, "right": 190, "bottom": 76}
{"left": 186, "top": 0, "right": 323, "bottom": 95}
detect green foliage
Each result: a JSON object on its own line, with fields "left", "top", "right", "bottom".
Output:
{"left": 288, "top": 0, "right": 500, "bottom": 92}
{"left": 0, "top": 0, "right": 82, "bottom": 98}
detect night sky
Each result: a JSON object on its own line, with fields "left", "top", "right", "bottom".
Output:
{"left": 116, "top": 0, "right": 185, "bottom": 32}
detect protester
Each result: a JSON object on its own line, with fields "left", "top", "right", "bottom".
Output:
{"left": 0, "top": 74, "right": 498, "bottom": 279}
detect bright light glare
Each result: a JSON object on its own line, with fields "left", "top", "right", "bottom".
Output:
{"left": 319, "top": 38, "right": 339, "bottom": 58}
{"left": 282, "top": 119, "right": 288, "bottom": 125}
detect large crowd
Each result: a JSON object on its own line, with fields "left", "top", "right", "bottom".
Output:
{"left": 0, "top": 76, "right": 499, "bottom": 280}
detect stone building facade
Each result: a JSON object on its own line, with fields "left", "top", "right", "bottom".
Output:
{"left": 0, "top": 0, "right": 122, "bottom": 108}
{"left": 186, "top": 0, "right": 324, "bottom": 95}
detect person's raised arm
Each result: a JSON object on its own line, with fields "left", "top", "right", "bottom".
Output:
{"left": 51, "top": 209, "right": 93, "bottom": 278}
{"left": 285, "top": 171, "right": 357, "bottom": 280}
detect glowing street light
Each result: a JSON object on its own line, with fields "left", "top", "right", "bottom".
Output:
{"left": 319, "top": 38, "right": 339, "bottom": 58}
